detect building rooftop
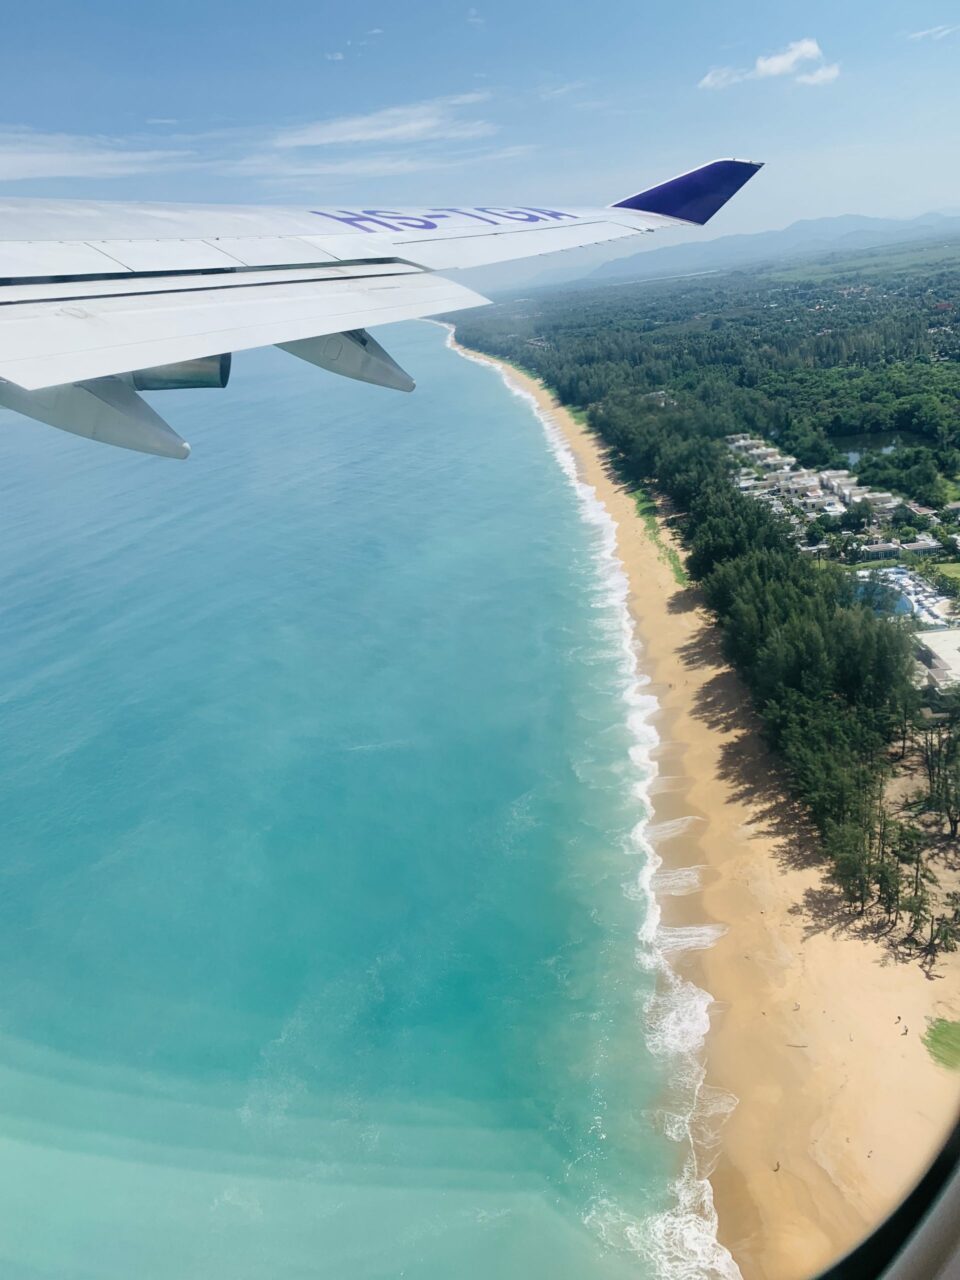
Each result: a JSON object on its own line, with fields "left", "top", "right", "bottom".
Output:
{"left": 917, "top": 629, "right": 960, "bottom": 689}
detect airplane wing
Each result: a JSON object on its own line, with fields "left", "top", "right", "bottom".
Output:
{"left": 0, "top": 158, "right": 761, "bottom": 458}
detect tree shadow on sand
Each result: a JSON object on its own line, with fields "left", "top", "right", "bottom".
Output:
{"left": 666, "top": 586, "right": 700, "bottom": 616}
{"left": 579, "top": 433, "right": 945, "bottom": 969}
{"left": 676, "top": 611, "right": 931, "bottom": 964}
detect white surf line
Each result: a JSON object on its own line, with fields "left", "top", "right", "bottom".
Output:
{"left": 441, "top": 322, "right": 741, "bottom": 1280}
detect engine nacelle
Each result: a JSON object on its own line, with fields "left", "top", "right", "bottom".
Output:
{"left": 124, "top": 353, "right": 231, "bottom": 391}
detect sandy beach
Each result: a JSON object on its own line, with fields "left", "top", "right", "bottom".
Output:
{"left": 451, "top": 332, "right": 960, "bottom": 1280}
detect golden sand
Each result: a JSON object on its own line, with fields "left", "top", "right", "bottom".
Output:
{"left": 452, "top": 334, "right": 960, "bottom": 1280}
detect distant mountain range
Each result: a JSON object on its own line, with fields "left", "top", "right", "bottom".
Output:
{"left": 586, "top": 212, "right": 960, "bottom": 283}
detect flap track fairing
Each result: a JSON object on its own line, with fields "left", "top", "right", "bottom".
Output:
{"left": 0, "top": 376, "right": 190, "bottom": 459}
{"left": 278, "top": 329, "right": 415, "bottom": 393}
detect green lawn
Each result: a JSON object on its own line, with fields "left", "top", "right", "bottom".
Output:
{"left": 633, "top": 489, "right": 688, "bottom": 586}
{"left": 845, "top": 558, "right": 907, "bottom": 571}
{"left": 936, "top": 562, "right": 960, "bottom": 580}
{"left": 923, "top": 1018, "right": 960, "bottom": 1070}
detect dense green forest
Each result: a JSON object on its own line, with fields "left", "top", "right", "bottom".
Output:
{"left": 460, "top": 250, "right": 960, "bottom": 503}
{"left": 453, "top": 250, "right": 960, "bottom": 953}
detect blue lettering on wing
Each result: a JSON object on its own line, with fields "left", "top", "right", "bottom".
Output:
{"left": 362, "top": 210, "right": 440, "bottom": 231}
{"left": 310, "top": 206, "right": 579, "bottom": 232}
{"left": 310, "top": 209, "right": 400, "bottom": 232}
{"left": 473, "top": 208, "right": 542, "bottom": 223}
{"left": 430, "top": 208, "right": 498, "bottom": 224}
{"left": 525, "top": 208, "right": 578, "bottom": 221}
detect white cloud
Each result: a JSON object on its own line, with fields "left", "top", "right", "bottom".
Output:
{"left": 324, "top": 52, "right": 344, "bottom": 61}
{"left": 699, "top": 37, "right": 839, "bottom": 90}
{"left": 466, "top": 8, "right": 484, "bottom": 25}
{"left": 538, "top": 80, "right": 587, "bottom": 100}
{"left": 273, "top": 94, "right": 494, "bottom": 148}
{"left": 367, "top": 27, "right": 383, "bottom": 35}
{"left": 0, "top": 127, "right": 191, "bottom": 180}
{"left": 754, "top": 37, "right": 822, "bottom": 77}
{"left": 908, "top": 24, "right": 960, "bottom": 40}
{"left": 796, "top": 62, "right": 840, "bottom": 86}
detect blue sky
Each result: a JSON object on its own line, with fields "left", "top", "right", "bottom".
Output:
{"left": 1, "top": 0, "right": 958, "bottom": 237}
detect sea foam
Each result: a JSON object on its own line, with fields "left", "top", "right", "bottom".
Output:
{"left": 443, "top": 326, "right": 741, "bottom": 1280}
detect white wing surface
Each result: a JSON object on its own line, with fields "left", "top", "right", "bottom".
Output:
{"left": 0, "top": 158, "right": 761, "bottom": 457}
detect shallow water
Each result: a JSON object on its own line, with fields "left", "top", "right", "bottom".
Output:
{"left": 0, "top": 323, "right": 732, "bottom": 1279}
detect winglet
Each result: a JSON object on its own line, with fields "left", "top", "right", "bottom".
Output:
{"left": 613, "top": 158, "right": 763, "bottom": 225}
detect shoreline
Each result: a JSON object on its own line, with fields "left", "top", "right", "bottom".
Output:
{"left": 446, "top": 327, "right": 960, "bottom": 1280}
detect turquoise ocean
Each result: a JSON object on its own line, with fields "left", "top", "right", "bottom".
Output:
{"left": 0, "top": 322, "right": 736, "bottom": 1279}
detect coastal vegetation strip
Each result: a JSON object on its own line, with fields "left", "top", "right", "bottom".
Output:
{"left": 923, "top": 1018, "right": 960, "bottom": 1070}
{"left": 633, "top": 489, "right": 688, "bottom": 585}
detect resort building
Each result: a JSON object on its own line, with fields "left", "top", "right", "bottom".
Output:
{"left": 863, "top": 492, "right": 899, "bottom": 513}
{"left": 916, "top": 629, "right": 960, "bottom": 690}
{"left": 901, "top": 537, "right": 940, "bottom": 556}
{"left": 780, "top": 471, "right": 819, "bottom": 493}
{"left": 727, "top": 438, "right": 931, "bottom": 548}
{"left": 862, "top": 542, "right": 900, "bottom": 560}
{"left": 819, "top": 469, "right": 854, "bottom": 492}
{"left": 839, "top": 483, "right": 871, "bottom": 505}
{"left": 907, "top": 502, "right": 937, "bottom": 520}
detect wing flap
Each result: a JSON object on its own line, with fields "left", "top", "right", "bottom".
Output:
{"left": 0, "top": 271, "right": 490, "bottom": 390}
{"left": 0, "top": 240, "right": 134, "bottom": 279}
{"left": 212, "top": 236, "right": 342, "bottom": 267}
{"left": 0, "top": 260, "right": 417, "bottom": 305}
{"left": 87, "top": 238, "right": 246, "bottom": 272}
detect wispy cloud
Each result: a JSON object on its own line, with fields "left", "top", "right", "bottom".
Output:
{"left": 908, "top": 24, "right": 960, "bottom": 40}
{"left": 538, "top": 80, "right": 587, "bottom": 100}
{"left": 699, "top": 37, "right": 839, "bottom": 90}
{"left": 0, "top": 91, "right": 513, "bottom": 194}
{"left": 0, "top": 127, "right": 192, "bottom": 180}
{"left": 226, "top": 144, "right": 532, "bottom": 186}
{"left": 698, "top": 67, "right": 744, "bottom": 91}
{"left": 273, "top": 94, "right": 494, "bottom": 148}
{"left": 466, "top": 8, "right": 484, "bottom": 25}
{"left": 229, "top": 153, "right": 457, "bottom": 179}
{"left": 324, "top": 52, "right": 344, "bottom": 61}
